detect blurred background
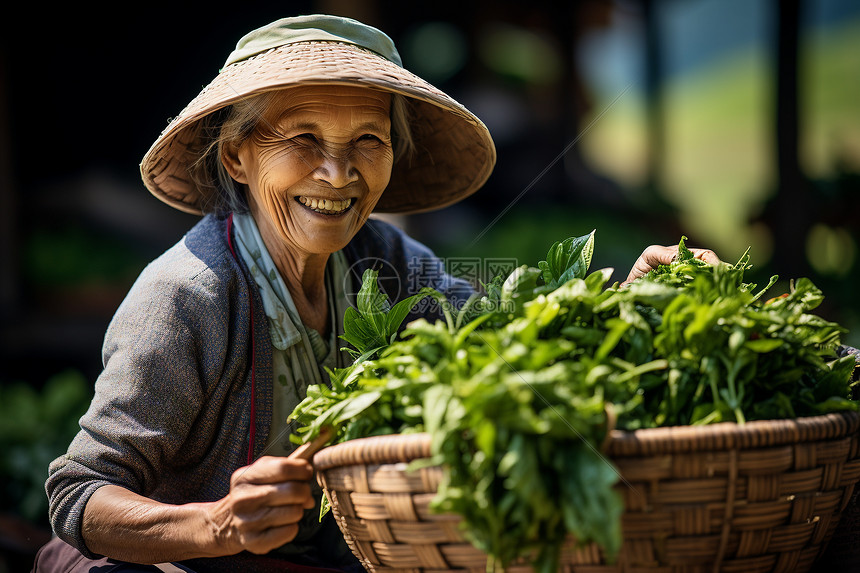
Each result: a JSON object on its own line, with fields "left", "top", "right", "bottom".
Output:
{"left": 1, "top": 0, "right": 858, "bottom": 568}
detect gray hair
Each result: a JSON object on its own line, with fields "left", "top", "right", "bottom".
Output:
{"left": 190, "top": 90, "right": 415, "bottom": 215}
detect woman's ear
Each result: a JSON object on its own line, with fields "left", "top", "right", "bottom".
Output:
{"left": 220, "top": 142, "right": 248, "bottom": 184}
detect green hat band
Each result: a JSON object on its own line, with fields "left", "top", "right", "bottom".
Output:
{"left": 223, "top": 14, "right": 403, "bottom": 68}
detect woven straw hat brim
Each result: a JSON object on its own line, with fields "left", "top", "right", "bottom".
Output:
{"left": 140, "top": 41, "right": 496, "bottom": 215}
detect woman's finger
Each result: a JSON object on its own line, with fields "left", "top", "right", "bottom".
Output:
{"left": 231, "top": 457, "right": 314, "bottom": 486}
{"left": 243, "top": 523, "right": 302, "bottom": 555}
{"left": 237, "top": 501, "right": 309, "bottom": 532}
{"left": 690, "top": 248, "right": 721, "bottom": 265}
{"left": 229, "top": 480, "right": 314, "bottom": 513}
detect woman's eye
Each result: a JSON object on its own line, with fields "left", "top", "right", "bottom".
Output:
{"left": 357, "top": 134, "right": 381, "bottom": 143}
{"left": 294, "top": 133, "right": 318, "bottom": 143}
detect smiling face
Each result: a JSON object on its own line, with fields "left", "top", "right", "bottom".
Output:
{"left": 222, "top": 85, "right": 394, "bottom": 257}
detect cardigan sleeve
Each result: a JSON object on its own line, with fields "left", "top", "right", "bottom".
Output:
{"left": 45, "top": 232, "right": 243, "bottom": 558}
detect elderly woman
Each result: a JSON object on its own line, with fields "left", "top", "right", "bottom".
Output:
{"left": 35, "top": 14, "right": 718, "bottom": 573}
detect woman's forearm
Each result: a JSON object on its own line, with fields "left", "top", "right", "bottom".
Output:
{"left": 82, "top": 484, "right": 228, "bottom": 563}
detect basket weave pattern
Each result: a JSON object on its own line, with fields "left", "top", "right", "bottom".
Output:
{"left": 314, "top": 412, "right": 860, "bottom": 572}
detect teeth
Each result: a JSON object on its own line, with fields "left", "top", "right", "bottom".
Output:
{"left": 297, "top": 196, "right": 352, "bottom": 213}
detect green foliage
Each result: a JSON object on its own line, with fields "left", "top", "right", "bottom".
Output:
{"left": 0, "top": 370, "right": 92, "bottom": 524}
{"left": 538, "top": 230, "right": 595, "bottom": 289}
{"left": 290, "top": 232, "right": 857, "bottom": 572}
{"left": 25, "top": 224, "right": 146, "bottom": 287}
{"left": 340, "top": 268, "right": 438, "bottom": 361}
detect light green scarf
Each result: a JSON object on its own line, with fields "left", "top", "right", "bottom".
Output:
{"left": 232, "top": 212, "right": 350, "bottom": 457}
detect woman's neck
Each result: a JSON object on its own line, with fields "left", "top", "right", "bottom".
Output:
{"left": 255, "top": 219, "right": 331, "bottom": 337}
{"left": 280, "top": 255, "right": 331, "bottom": 337}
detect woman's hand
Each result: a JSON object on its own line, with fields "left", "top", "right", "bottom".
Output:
{"left": 623, "top": 244, "right": 721, "bottom": 285}
{"left": 206, "top": 456, "right": 316, "bottom": 555}
{"left": 82, "top": 456, "right": 316, "bottom": 563}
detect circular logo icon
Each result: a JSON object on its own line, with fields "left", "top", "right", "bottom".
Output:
{"left": 342, "top": 257, "right": 402, "bottom": 309}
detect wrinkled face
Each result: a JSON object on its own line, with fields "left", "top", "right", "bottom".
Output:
{"left": 227, "top": 85, "right": 393, "bottom": 256}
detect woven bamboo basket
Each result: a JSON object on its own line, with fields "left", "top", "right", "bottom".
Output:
{"left": 313, "top": 411, "right": 860, "bottom": 573}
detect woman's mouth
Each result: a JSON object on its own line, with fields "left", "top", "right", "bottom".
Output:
{"left": 296, "top": 196, "right": 354, "bottom": 215}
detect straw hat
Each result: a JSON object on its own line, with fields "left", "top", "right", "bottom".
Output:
{"left": 140, "top": 14, "right": 497, "bottom": 215}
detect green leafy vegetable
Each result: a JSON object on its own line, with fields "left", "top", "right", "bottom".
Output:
{"left": 290, "top": 233, "right": 857, "bottom": 572}
{"left": 538, "top": 230, "right": 595, "bottom": 289}
{"left": 339, "top": 268, "right": 436, "bottom": 360}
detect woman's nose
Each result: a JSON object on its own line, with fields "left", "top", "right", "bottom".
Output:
{"left": 313, "top": 153, "right": 359, "bottom": 188}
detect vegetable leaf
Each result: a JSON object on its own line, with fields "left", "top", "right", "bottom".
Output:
{"left": 340, "top": 268, "right": 436, "bottom": 359}
{"left": 538, "top": 230, "right": 595, "bottom": 289}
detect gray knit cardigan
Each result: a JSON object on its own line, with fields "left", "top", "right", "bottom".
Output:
{"left": 45, "top": 213, "right": 473, "bottom": 562}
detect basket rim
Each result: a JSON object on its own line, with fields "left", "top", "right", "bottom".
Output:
{"left": 312, "top": 411, "right": 860, "bottom": 471}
